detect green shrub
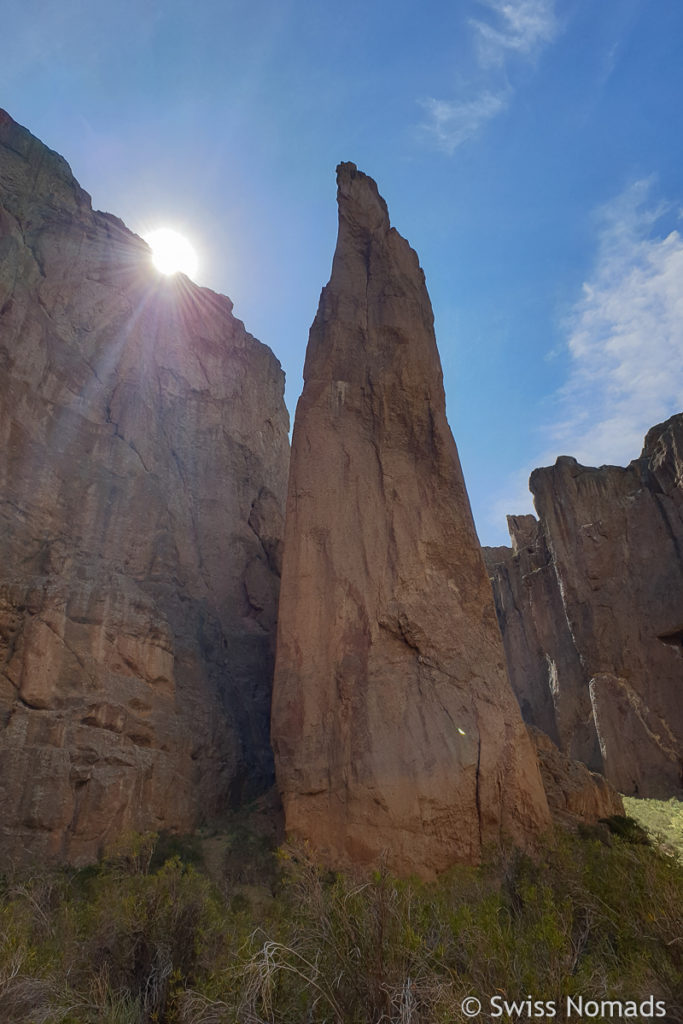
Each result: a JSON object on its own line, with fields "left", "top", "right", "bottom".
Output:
{"left": 0, "top": 826, "right": 681, "bottom": 1023}
{"left": 148, "top": 832, "right": 203, "bottom": 874}
{"left": 598, "top": 814, "right": 651, "bottom": 844}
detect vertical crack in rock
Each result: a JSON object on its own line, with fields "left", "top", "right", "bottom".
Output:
{"left": 475, "top": 733, "right": 483, "bottom": 853}
{"left": 271, "top": 162, "right": 550, "bottom": 878}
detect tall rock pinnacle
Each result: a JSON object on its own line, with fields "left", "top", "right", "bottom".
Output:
{"left": 271, "top": 163, "right": 550, "bottom": 877}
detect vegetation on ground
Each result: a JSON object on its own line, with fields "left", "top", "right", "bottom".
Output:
{"left": 623, "top": 795, "right": 683, "bottom": 857}
{"left": 0, "top": 817, "right": 680, "bottom": 1023}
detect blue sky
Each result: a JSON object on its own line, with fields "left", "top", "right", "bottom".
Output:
{"left": 4, "top": 0, "right": 683, "bottom": 544}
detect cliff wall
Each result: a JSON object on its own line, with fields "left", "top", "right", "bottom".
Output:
{"left": 485, "top": 416, "right": 683, "bottom": 797}
{"left": 0, "top": 111, "right": 290, "bottom": 863}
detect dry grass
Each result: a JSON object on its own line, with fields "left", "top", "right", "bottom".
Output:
{"left": 0, "top": 821, "right": 680, "bottom": 1024}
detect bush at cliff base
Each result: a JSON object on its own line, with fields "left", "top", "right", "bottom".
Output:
{"left": 0, "top": 821, "right": 680, "bottom": 1023}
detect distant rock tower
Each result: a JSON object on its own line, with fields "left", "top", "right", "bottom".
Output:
{"left": 271, "top": 163, "right": 550, "bottom": 877}
{"left": 485, "top": 414, "right": 683, "bottom": 799}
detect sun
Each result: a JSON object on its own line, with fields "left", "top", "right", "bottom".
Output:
{"left": 144, "top": 227, "right": 199, "bottom": 278}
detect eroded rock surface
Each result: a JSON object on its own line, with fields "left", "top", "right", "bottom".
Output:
{"left": 486, "top": 415, "right": 683, "bottom": 797}
{"left": 271, "top": 163, "right": 550, "bottom": 878}
{"left": 0, "top": 111, "right": 290, "bottom": 864}
{"left": 528, "top": 727, "right": 623, "bottom": 825}
{"left": 482, "top": 516, "right": 600, "bottom": 771}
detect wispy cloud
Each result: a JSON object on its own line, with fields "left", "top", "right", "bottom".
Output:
{"left": 488, "top": 180, "right": 683, "bottom": 541}
{"left": 420, "top": 0, "right": 559, "bottom": 152}
{"left": 420, "top": 92, "right": 508, "bottom": 154}
{"left": 548, "top": 180, "right": 683, "bottom": 466}
{"left": 471, "top": 0, "right": 558, "bottom": 66}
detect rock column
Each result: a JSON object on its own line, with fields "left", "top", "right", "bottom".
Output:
{"left": 271, "top": 163, "right": 549, "bottom": 877}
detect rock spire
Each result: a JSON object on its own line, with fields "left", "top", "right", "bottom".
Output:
{"left": 271, "top": 163, "right": 550, "bottom": 877}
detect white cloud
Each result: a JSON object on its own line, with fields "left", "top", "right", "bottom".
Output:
{"left": 420, "top": 92, "right": 508, "bottom": 154}
{"left": 471, "top": 0, "right": 558, "bottom": 66}
{"left": 547, "top": 180, "right": 683, "bottom": 467}
{"left": 421, "top": 0, "right": 558, "bottom": 152}
{"left": 488, "top": 180, "right": 683, "bottom": 543}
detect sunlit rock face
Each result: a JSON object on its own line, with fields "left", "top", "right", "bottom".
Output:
{"left": 271, "top": 162, "right": 550, "bottom": 878}
{"left": 0, "top": 110, "right": 290, "bottom": 864}
{"left": 485, "top": 414, "right": 683, "bottom": 798}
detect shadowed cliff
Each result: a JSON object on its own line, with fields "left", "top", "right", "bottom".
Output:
{"left": 0, "top": 110, "right": 290, "bottom": 863}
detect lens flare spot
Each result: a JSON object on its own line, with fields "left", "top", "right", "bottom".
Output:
{"left": 145, "top": 228, "right": 198, "bottom": 278}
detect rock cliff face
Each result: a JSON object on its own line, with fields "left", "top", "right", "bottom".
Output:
{"left": 527, "top": 727, "right": 623, "bottom": 825}
{"left": 271, "top": 163, "right": 550, "bottom": 878}
{"left": 0, "top": 111, "right": 290, "bottom": 864}
{"left": 482, "top": 516, "right": 601, "bottom": 772}
{"left": 485, "top": 416, "right": 683, "bottom": 798}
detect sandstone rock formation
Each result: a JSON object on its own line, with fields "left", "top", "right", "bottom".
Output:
{"left": 528, "top": 727, "right": 623, "bottom": 825}
{"left": 271, "top": 162, "right": 550, "bottom": 878}
{"left": 482, "top": 516, "right": 600, "bottom": 771}
{"left": 0, "top": 110, "right": 290, "bottom": 864}
{"left": 485, "top": 415, "right": 683, "bottom": 798}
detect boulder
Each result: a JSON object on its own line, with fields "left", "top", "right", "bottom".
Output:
{"left": 528, "top": 726, "right": 624, "bottom": 824}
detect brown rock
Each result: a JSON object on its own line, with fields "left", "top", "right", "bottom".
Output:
{"left": 270, "top": 163, "right": 550, "bottom": 878}
{"left": 589, "top": 673, "right": 681, "bottom": 797}
{"left": 528, "top": 726, "right": 623, "bottom": 824}
{"left": 486, "top": 415, "right": 683, "bottom": 797}
{"left": 484, "top": 516, "right": 600, "bottom": 770}
{"left": 0, "top": 111, "right": 290, "bottom": 864}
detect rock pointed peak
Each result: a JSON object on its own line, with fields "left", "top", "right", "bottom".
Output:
{"left": 273, "top": 163, "right": 550, "bottom": 877}
{"left": 336, "top": 161, "right": 390, "bottom": 236}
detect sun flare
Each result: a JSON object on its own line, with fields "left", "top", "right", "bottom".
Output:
{"left": 145, "top": 227, "right": 199, "bottom": 278}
